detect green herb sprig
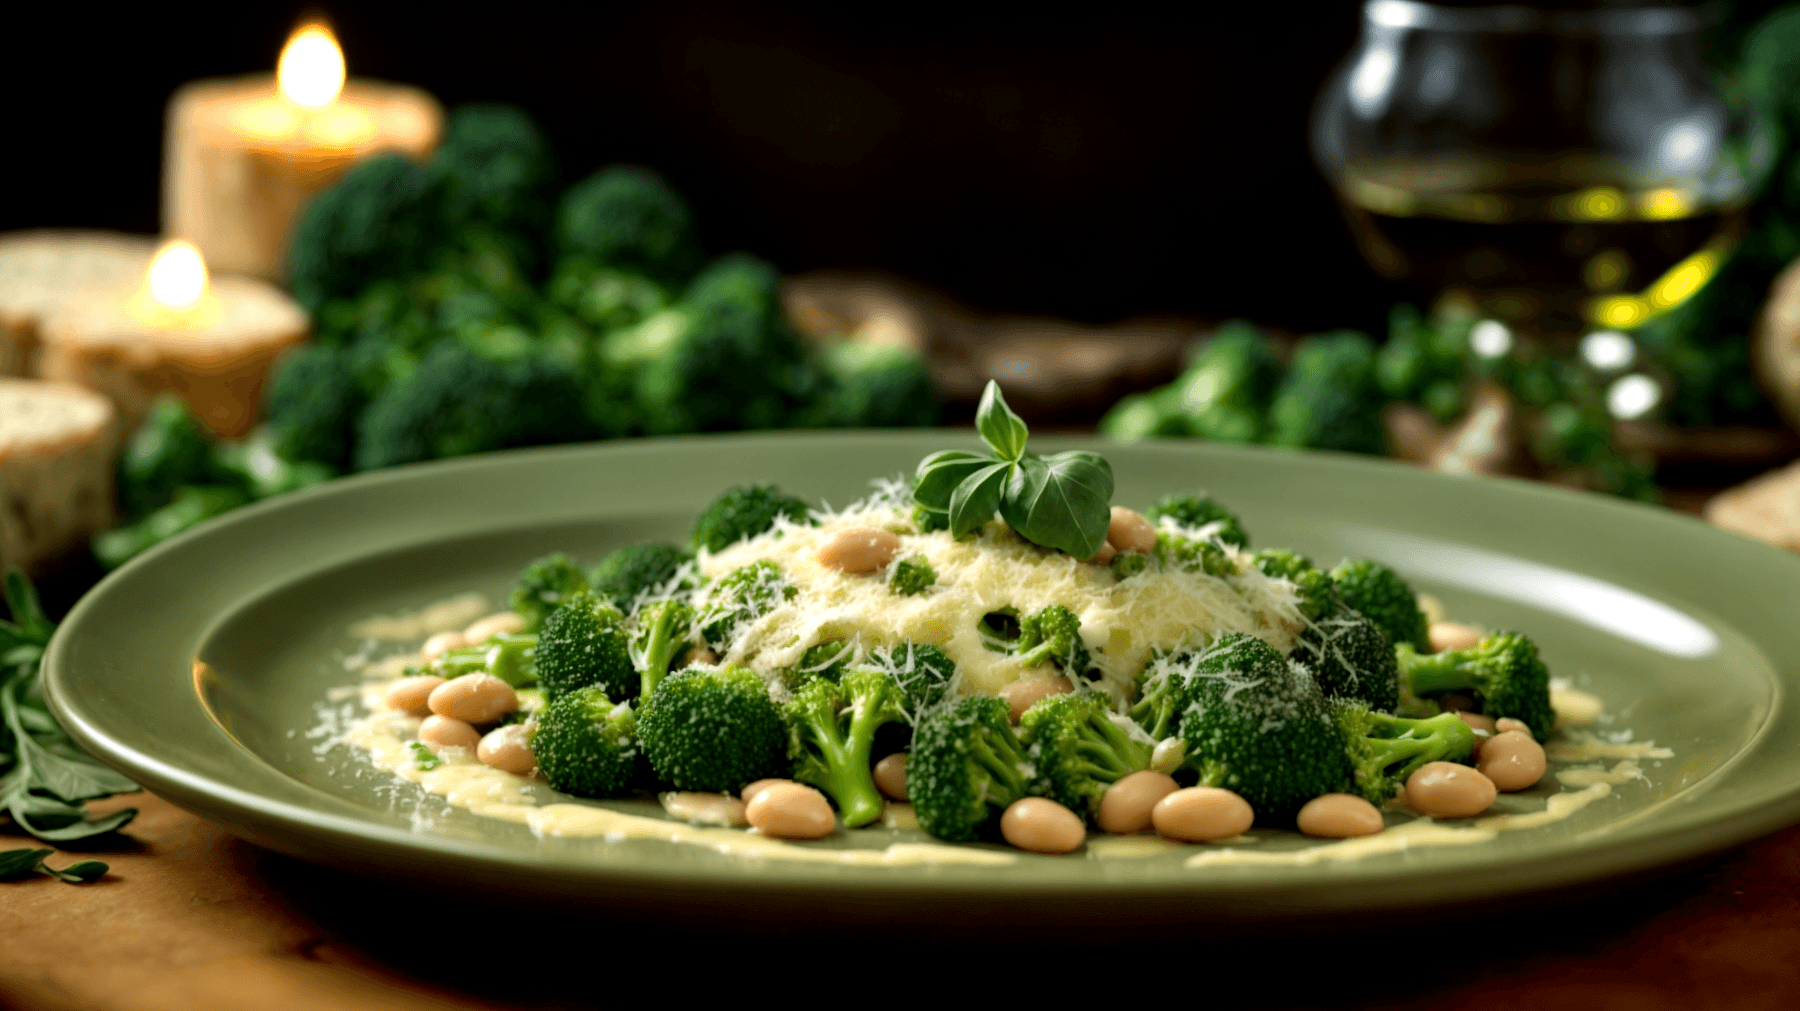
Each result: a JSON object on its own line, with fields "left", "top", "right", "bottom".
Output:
{"left": 0, "top": 570, "right": 139, "bottom": 842}
{"left": 913, "top": 381, "right": 1114, "bottom": 557}
{"left": 0, "top": 846, "right": 108, "bottom": 884}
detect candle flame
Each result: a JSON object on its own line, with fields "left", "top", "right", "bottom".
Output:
{"left": 146, "top": 240, "right": 209, "bottom": 311}
{"left": 278, "top": 21, "right": 346, "bottom": 109}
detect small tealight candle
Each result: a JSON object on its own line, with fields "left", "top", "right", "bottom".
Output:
{"left": 40, "top": 240, "right": 308, "bottom": 438}
{"left": 163, "top": 19, "right": 442, "bottom": 281}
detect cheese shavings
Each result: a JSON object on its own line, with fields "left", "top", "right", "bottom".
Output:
{"left": 697, "top": 491, "right": 1303, "bottom": 697}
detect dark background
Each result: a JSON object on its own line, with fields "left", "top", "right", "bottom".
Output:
{"left": 4, "top": 2, "right": 1390, "bottom": 333}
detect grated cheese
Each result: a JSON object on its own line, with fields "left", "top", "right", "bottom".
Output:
{"left": 695, "top": 493, "right": 1304, "bottom": 697}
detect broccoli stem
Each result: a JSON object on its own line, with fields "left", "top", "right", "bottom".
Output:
{"left": 796, "top": 705, "right": 885, "bottom": 829}
{"left": 1015, "top": 641, "right": 1056, "bottom": 667}
{"left": 1402, "top": 653, "right": 1482, "bottom": 698}
{"left": 637, "top": 606, "right": 685, "bottom": 697}
{"left": 969, "top": 734, "right": 1031, "bottom": 800}
{"left": 1130, "top": 683, "right": 1180, "bottom": 741}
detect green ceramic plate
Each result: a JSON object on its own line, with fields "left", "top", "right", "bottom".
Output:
{"left": 41, "top": 433, "right": 1800, "bottom": 927}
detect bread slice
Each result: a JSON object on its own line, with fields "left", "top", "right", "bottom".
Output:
{"left": 1706, "top": 460, "right": 1800, "bottom": 554}
{"left": 0, "top": 378, "right": 115, "bottom": 576}
{"left": 39, "top": 276, "right": 308, "bottom": 439}
{"left": 0, "top": 231, "right": 158, "bottom": 378}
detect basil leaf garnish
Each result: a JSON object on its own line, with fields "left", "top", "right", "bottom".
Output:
{"left": 975, "top": 382, "right": 1030, "bottom": 462}
{"left": 949, "top": 462, "right": 1012, "bottom": 539}
{"left": 999, "top": 451, "right": 1115, "bottom": 558}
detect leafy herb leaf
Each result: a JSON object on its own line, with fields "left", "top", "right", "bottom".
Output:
{"left": 949, "top": 462, "right": 1012, "bottom": 539}
{"left": 975, "top": 383, "right": 1030, "bottom": 462}
{"left": 409, "top": 741, "right": 442, "bottom": 771}
{"left": 0, "top": 847, "right": 109, "bottom": 884}
{"left": 999, "top": 451, "right": 1115, "bottom": 558}
{"left": 913, "top": 450, "right": 992, "bottom": 511}
{"left": 0, "top": 847, "right": 51, "bottom": 878}
{"left": 0, "top": 568, "right": 140, "bottom": 843}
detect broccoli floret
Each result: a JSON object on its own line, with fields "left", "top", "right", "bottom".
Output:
{"left": 1015, "top": 604, "right": 1091, "bottom": 674}
{"left": 1170, "top": 320, "right": 1280, "bottom": 442}
{"left": 621, "top": 256, "right": 810, "bottom": 434}
{"left": 1111, "top": 552, "right": 1150, "bottom": 579}
{"left": 789, "top": 639, "right": 853, "bottom": 684}
{"left": 1397, "top": 631, "right": 1555, "bottom": 739}
{"left": 92, "top": 485, "right": 250, "bottom": 570}
{"left": 1291, "top": 606, "right": 1399, "bottom": 712}
{"left": 589, "top": 542, "right": 693, "bottom": 610}
{"left": 1252, "top": 549, "right": 1334, "bottom": 621}
{"left": 1098, "top": 389, "right": 1194, "bottom": 441}
{"left": 1154, "top": 530, "right": 1234, "bottom": 577}
{"left": 533, "top": 590, "right": 635, "bottom": 703}
{"left": 628, "top": 599, "right": 695, "bottom": 697}
{"left": 288, "top": 153, "right": 439, "bottom": 312}
{"left": 210, "top": 428, "right": 334, "bottom": 501}
{"left": 810, "top": 342, "right": 940, "bottom": 428}
{"left": 1145, "top": 493, "right": 1248, "bottom": 548}
{"left": 1178, "top": 633, "right": 1351, "bottom": 821}
{"left": 862, "top": 642, "right": 956, "bottom": 718}
{"left": 431, "top": 104, "right": 559, "bottom": 250}
{"left": 1021, "top": 692, "right": 1151, "bottom": 818}
{"left": 1327, "top": 559, "right": 1430, "bottom": 652}
{"left": 908, "top": 696, "right": 1033, "bottom": 842}
{"left": 690, "top": 484, "right": 813, "bottom": 552}
{"left": 555, "top": 165, "right": 700, "bottom": 284}
{"left": 1128, "top": 650, "right": 1193, "bottom": 742}
{"left": 888, "top": 556, "right": 937, "bottom": 596}
{"left": 1267, "top": 331, "right": 1385, "bottom": 455}
{"left": 435, "top": 632, "right": 539, "bottom": 688}
{"left": 509, "top": 552, "right": 591, "bottom": 631}
{"left": 260, "top": 343, "right": 366, "bottom": 471}
{"left": 695, "top": 560, "right": 797, "bottom": 650}
{"left": 638, "top": 663, "right": 787, "bottom": 792}
{"left": 785, "top": 667, "right": 905, "bottom": 828}
{"left": 118, "top": 394, "right": 218, "bottom": 518}
{"left": 353, "top": 341, "right": 597, "bottom": 471}
{"left": 531, "top": 686, "right": 641, "bottom": 797}
{"left": 1334, "top": 700, "right": 1475, "bottom": 804}
{"left": 551, "top": 260, "right": 669, "bottom": 332}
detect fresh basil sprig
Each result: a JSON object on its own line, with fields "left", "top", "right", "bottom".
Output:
{"left": 913, "top": 381, "right": 1114, "bottom": 557}
{"left": 0, "top": 846, "right": 108, "bottom": 884}
{"left": 0, "top": 569, "right": 139, "bottom": 842}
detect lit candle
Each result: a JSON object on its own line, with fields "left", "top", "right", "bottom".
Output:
{"left": 163, "top": 19, "right": 442, "bottom": 281}
{"left": 39, "top": 240, "right": 308, "bottom": 438}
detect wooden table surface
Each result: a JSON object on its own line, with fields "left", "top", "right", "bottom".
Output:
{"left": 7, "top": 789, "right": 1800, "bottom": 1010}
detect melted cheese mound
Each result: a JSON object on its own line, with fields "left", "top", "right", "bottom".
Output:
{"left": 696, "top": 491, "right": 1306, "bottom": 698}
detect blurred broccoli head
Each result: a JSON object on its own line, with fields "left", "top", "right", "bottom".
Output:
{"left": 529, "top": 685, "right": 641, "bottom": 797}
{"left": 638, "top": 663, "right": 787, "bottom": 792}
{"left": 289, "top": 153, "right": 439, "bottom": 311}
{"left": 353, "top": 340, "right": 598, "bottom": 471}
{"left": 118, "top": 394, "right": 218, "bottom": 518}
{"left": 690, "top": 484, "right": 813, "bottom": 553}
{"left": 1098, "top": 389, "right": 1194, "bottom": 441}
{"left": 1268, "top": 330, "right": 1385, "bottom": 455}
{"left": 555, "top": 165, "right": 700, "bottom": 284}
{"left": 262, "top": 343, "right": 366, "bottom": 470}
{"left": 812, "top": 342, "right": 939, "bottom": 429}
{"left": 432, "top": 104, "right": 559, "bottom": 247}
{"left": 1172, "top": 320, "right": 1279, "bottom": 442}
{"left": 510, "top": 552, "right": 591, "bottom": 631}
{"left": 1327, "top": 558, "right": 1429, "bottom": 653}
